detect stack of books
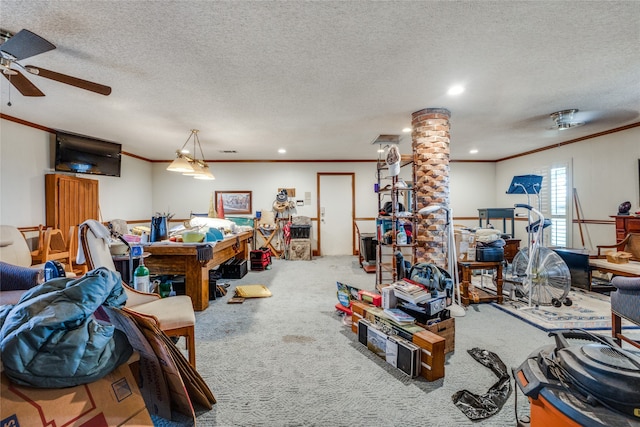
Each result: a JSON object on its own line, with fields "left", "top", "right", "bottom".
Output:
{"left": 383, "top": 308, "right": 416, "bottom": 324}
{"left": 392, "top": 280, "right": 431, "bottom": 305}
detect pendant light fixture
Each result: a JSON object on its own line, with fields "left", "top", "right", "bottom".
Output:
{"left": 166, "top": 129, "right": 215, "bottom": 180}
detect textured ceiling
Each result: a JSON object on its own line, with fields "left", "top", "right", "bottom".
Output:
{"left": 1, "top": 1, "right": 639, "bottom": 161}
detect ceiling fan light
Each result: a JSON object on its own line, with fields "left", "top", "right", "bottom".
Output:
{"left": 550, "top": 109, "right": 584, "bottom": 130}
{"left": 557, "top": 121, "right": 584, "bottom": 131}
{"left": 167, "top": 155, "right": 194, "bottom": 172}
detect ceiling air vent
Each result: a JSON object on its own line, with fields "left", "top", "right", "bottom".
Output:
{"left": 219, "top": 150, "right": 237, "bottom": 154}
{"left": 371, "top": 134, "right": 401, "bottom": 145}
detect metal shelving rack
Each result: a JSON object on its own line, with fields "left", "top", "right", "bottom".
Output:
{"left": 375, "top": 154, "right": 418, "bottom": 287}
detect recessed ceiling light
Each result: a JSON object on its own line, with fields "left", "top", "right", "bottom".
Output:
{"left": 377, "top": 148, "right": 385, "bottom": 153}
{"left": 448, "top": 85, "right": 465, "bottom": 96}
{"left": 278, "top": 148, "right": 286, "bottom": 154}
{"left": 402, "top": 127, "right": 412, "bottom": 133}
{"left": 469, "top": 149, "right": 478, "bottom": 154}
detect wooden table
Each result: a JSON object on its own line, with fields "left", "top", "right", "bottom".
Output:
{"left": 458, "top": 260, "right": 503, "bottom": 305}
{"left": 144, "top": 231, "right": 252, "bottom": 311}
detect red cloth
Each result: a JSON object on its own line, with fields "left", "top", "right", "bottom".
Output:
{"left": 282, "top": 222, "right": 291, "bottom": 244}
{"left": 217, "top": 194, "right": 225, "bottom": 219}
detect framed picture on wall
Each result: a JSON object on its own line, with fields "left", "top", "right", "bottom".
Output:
{"left": 216, "top": 191, "right": 252, "bottom": 215}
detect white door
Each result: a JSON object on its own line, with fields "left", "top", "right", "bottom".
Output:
{"left": 318, "top": 173, "right": 354, "bottom": 255}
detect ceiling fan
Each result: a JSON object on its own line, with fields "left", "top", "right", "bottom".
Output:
{"left": 549, "top": 109, "right": 584, "bottom": 130}
{"left": 0, "top": 28, "right": 111, "bottom": 99}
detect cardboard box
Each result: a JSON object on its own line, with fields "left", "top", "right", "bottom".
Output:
{"left": 1, "top": 359, "right": 152, "bottom": 427}
{"left": 289, "top": 240, "right": 311, "bottom": 260}
{"left": 421, "top": 317, "right": 455, "bottom": 354}
{"left": 606, "top": 251, "right": 632, "bottom": 264}
{"left": 102, "top": 308, "right": 173, "bottom": 420}
{"left": 454, "top": 229, "right": 476, "bottom": 261}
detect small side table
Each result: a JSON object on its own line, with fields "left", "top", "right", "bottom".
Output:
{"left": 504, "top": 239, "right": 521, "bottom": 263}
{"left": 478, "top": 208, "right": 515, "bottom": 236}
{"left": 458, "top": 260, "right": 503, "bottom": 305}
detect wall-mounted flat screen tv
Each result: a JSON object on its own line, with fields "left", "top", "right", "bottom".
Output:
{"left": 55, "top": 130, "right": 122, "bottom": 177}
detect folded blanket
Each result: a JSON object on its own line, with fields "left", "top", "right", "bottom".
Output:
{"left": 77, "top": 219, "right": 111, "bottom": 264}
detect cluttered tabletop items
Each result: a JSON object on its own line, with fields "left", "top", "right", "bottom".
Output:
{"left": 121, "top": 216, "right": 254, "bottom": 245}
{"left": 110, "top": 216, "right": 255, "bottom": 311}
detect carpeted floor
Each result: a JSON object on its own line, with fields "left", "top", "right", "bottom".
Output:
{"left": 156, "top": 255, "right": 580, "bottom": 427}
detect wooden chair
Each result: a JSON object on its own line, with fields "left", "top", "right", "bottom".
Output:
{"left": 596, "top": 233, "right": 640, "bottom": 261}
{"left": 32, "top": 227, "right": 73, "bottom": 272}
{"left": 26, "top": 224, "right": 46, "bottom": 263}
{"left": 66, "top": 225, "right": 88, "bottom": 276}
{"left": 79, "top": 221, "right": 197, "bottom": 368}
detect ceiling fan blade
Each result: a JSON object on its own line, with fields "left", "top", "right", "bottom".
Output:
{"left": 25, "top": 65, "right": 111, "bottom": 96}
{"left": 2, "top": 69, "right": 44, "bottom": 96}
{"left": 0, "top": 29, "right": 55, "bottom": 60}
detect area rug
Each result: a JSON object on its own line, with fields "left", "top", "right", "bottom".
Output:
{"left": 468, "top": 275, "right": 638, "bottom": 332}
{"left": 490, "top": 288, "right": 638, "bottom": 332}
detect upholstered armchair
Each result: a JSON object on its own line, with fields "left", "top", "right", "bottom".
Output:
{"left": 0, "top": 261, "right": 42, "bottom": 306}
{"left": 79, "top": 221, "right": 197, "bottom": 367}
{"left": 610, "top": 275, "right": 640, "bottom": 349}
{"left": 0, "top": 225, "right": 39, "bottom": 268}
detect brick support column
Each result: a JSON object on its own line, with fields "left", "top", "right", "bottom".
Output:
{"left": 412, "top": 108, "right": 451, "bottom": 266}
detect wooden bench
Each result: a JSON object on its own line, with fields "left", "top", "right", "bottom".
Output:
{"left": 588, "top": 258, "right": 640, "bottom": 278}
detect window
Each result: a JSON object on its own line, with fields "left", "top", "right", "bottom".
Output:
{"left": 549, "top": 166, "right": 568, "bottom": 247}
{"left": 534, "top": 162, "right": 571, "bottom": 247}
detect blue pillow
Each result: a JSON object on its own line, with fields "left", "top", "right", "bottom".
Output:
{"left": 0, "top": 261, "right": 41, "bottom": 291}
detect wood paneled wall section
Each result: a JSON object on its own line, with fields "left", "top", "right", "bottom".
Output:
{"left": 45, "top": 174, "right": 99, "bottom": 234}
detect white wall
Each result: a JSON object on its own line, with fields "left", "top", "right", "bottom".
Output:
{"left": 0, "top": 118, "right": 153, "bottom": 227}
{"left": 94, "top": 155, "right": 153, "bottom": 221}
{"left": 151, "top": 162, "right": 378, "bottom": 221}
{"left": 450, "top": 162, "right": 497, "bottom": 229}
{"left": 496, "top": 126, "right": 640, "bottom": 248}
{"left": 3, "top": 117, "right": 638, "bottom": 252}
{"left": 0, "top": 120, "right": 50, "bottom": 226}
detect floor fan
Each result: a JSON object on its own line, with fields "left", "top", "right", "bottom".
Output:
{"left": 418, "top": 205, "right": 466, "bottom": 317}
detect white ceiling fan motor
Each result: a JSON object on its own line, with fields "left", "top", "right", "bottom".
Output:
{"left": 550, "top": 109, "right": 584, "bottom": 130}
